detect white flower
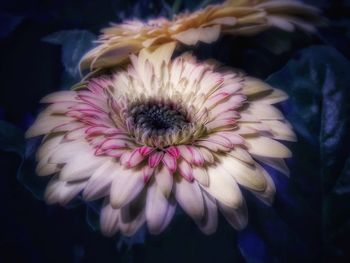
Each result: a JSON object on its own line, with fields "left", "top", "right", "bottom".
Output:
{"left": 27, "top": 43, "right": 296, "bottom": 236}
{"left": 80, "top": 0, "right": 322, "bottom": 72}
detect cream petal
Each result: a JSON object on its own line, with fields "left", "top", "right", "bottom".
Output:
{"left": 256, "top": 89, "right": 289, "bottom": 104}
{"left": 172, "top": 25, "right": 220, "bottom": 45}
{"left": 146, "top": 182, "right": 176, "bottom": 234}
{"left": 48, "top": 140, "right": 90, "bottom": 165}
{"left": 110, "top": 166, "right": 145, "bottom": 209}
{"left": 205, "top": 118, "right": 236, "bottom": 131}
{"left": 119, "top": 192, "right": 146, "bottom": 236}
{"left": 178, "top": 146, "right": 204, "bottom": 166}
{"left": 126, "top": 148, "right": 146, "bottom": 168}
{"left": 162, "top": 152, "right": 177, "bottom": 173}
{"left": 155, "top": 165, "right": 173, "bottom": 198}
{"left": 59, "top": 151, "right": 105, "bottom": 181}
{"left": 177, "top": 145, "right": 193, "bottom": 163}
{"left": 36, "top": 135, "right": 64, "bottom": 161}
{"left": 246, "top": 136, "right": 292, "bottom": 158}
{"left": 175, "top": 178, "right": 205, "bottom": 221}
{"left": 246, "top": 103, "right": 285, "bottom": 120}
{"left": 40, "top": 91, "right": 77, "bottom": 103}
{"left": 203, "top": 164, "right": 243, "bottom": 209}
{"left": 256, "top": 0, "right": 320, "bottom": 15}
{"left": 262, "top": 120, "right": 297, "bottom": 142}
{"left": 52, "top": 122, "right": 84, "bottom": 133}
{"left": 218, "top": 199, "right": 248, "bottom": 230}
{"left": 90, "top": 42, "right": 141, "bottom": 70}
{"left": 100, "top": 201, "right": 120, "bottom": 237}
{"left": 211, "top": 17, "right": 237, "bottom": 26}
{"left": 25, "top": 114, "right": 73, "bottom": 138}
{"left": 221, "top": 155, "right": 267, "bottom": 192}
{"left": 234, "top": 125, "right": 258, "bottom": 136}
{"left": 82, "top": 159, "right": 116, "bottom": 201}
{"left": 254, "top": 155, "right": 290, "bottom": 177}
{"left": 241, "top": 77, "right": 272, "bottom": 96}
{"left": 251, "top": 164, "right": 276, "bottom": 206}
{"left": 43, "top": 102, "right": 75, "bottom": 115}
{"left": 45, "top": 178, "right": 87, "bottom": 206}
{"left": 198, "top": 147, "right": 215, "bottom": 164}
{"left": 197, "top": 140, "right": 231, "bottom": 152}
{"left": 64, "top": 127, "right": 86, "bottom": 141}
{"left": 197, "top": 192, "right": 218, "bottom": 235}
{"left": 178, "top": 159, "right": 194, "bottom": 181}
{"left": 217, "top": 132, "right": 245, "bottom": 146}
{"left": 36, "top": 162, "right": 60, "bottom": 176}
{"left": 192, "top": 166, "right": 209, "bottom": 187}
{"left": 228, "top": 147, "right": 254, "bottom": 164}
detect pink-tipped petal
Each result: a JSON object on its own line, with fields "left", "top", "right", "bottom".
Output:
{"left": 148, "top": 151, "right": 164, "bottom": 168}
{"left": 178, "top": 159, "right": 194, "bottom": 181}
{"left": 162, "top": 153, "right": 177, "bottom": 173}
{"left": 142, "top": 166, "right": 155, "bottom": 183}
{"left": 166, "top": 146, "right": 180, "bottom": 158}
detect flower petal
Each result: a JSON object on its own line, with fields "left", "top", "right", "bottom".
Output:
{"left": 192, "top": 166, "right": 209, "bottom": 187}
{"left": 175, "top": 178, "right": 205, "bottom": 221}
{"left": 203, "top": 164, "right": 243, "bottom": 209}
{"left": 100, "top": 201, "right": 120, "bottom": 237}
{"left": 146, "top": 182, "right": 176, "bottom": 234}
{"left": 178, "top": 159, "right": 194, "bottom": 181}
{"left": 246, "top": 136, "right": 292, "bottom": 158}
{"left": 218, "top": 199, "right": 248, "bottom": 230}
{"left": 60, "top": 151, "right": 105, "bottom": 182}
{"left": 82, "top": 159, "right": 116, "bottom": 201}
{"left": 221, "top": 155, "right": 267, "bottom": 192}
{"left": 197, "top": 192, "right": 218, "bottom": 235}
{"left": 155, "top": 165, "right": 173, "bottom": 198}
{"left": 110, "top": 166, "right": 145, "bottom": 209}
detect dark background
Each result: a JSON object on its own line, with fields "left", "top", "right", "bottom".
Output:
{"left": 1, "top": 0, "right": 350, "bottom": 262}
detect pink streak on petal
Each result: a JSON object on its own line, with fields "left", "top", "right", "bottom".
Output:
{"left": 162, "top": 153, "right": 177, "bottom": 173}
{"left": 148, "top": 151, "right": 165, "bottom": 168}
{"left": 143, "top": 166, "right": 155, "bottom": 183}
{"left": 126, "top": 148, "right": 145, "bottom": 167}
{"left": 166, "top": 146, "right": 180, "bottom": 158}
{"left": 138, "top": 146, "right": 154, "bottom": 156}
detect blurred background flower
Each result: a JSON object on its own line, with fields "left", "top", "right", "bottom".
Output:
{"left": 1, "top": 0, "right": 350, "bottom": 263}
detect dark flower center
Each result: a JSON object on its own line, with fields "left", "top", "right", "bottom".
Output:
{"left": 130, "top": 102, "right": 189, "bottom": 133}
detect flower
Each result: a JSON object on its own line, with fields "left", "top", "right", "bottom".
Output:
{"left": 79, "top": 0, "right": 322, "bottom": 73}
{"left": 26, "top": 42, "right": 295, "bottom": 236}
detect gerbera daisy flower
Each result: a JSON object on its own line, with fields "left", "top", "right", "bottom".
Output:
{"left": 26, "top": 42, "right": 295, "bottom": 236}
{"left": 79, "top": 0, "right": 322, "bottom": 73}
